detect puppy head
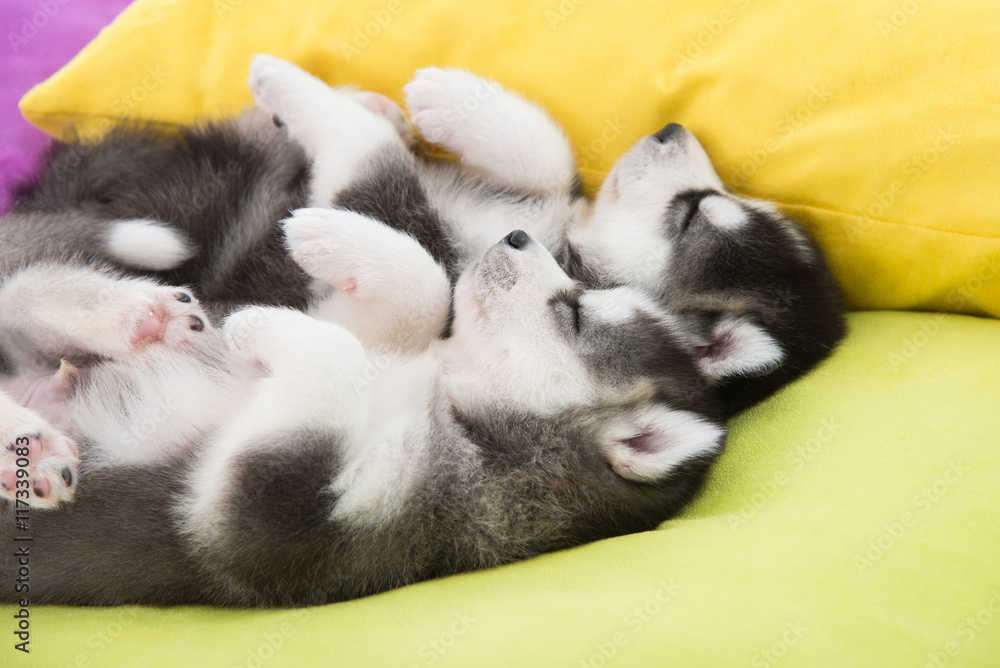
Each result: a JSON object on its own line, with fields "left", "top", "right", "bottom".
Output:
{"left": 567, "top": 125, "right": 845, "bottom": 412}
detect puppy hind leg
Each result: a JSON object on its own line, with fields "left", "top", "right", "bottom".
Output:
{"left": 248, "top": 54, "right": 409, "bottom": 206}
{"left": 405, "top": 68, "right": 579, "bottom": 196}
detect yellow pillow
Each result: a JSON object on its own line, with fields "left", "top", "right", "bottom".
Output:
{"left": 20, "top": 0, "right": 1000, "bottom": 317}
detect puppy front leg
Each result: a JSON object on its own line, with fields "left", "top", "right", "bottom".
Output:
{"left": 405, "top": 68, "right": 580, "bottom": 197}
{"left": 0, "top": 264, "right": 209, "bottom": 361}
{"left": 283, "top": 207, "right": 451, "bottom": 354}
{"left": 0, "top": 390, "right": 78, "bottom": 509}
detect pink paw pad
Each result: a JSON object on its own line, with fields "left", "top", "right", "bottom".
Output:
{"left": 2, "top": 431, "right": 79, "bottom": 507}
{"left": 129, "top": 291, "right": 207, "bottom": 349}
{"left": 131, "top": 308, "right": 165, "bottom": 344}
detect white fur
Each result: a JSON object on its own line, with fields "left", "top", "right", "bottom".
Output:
{"left": 601, "top": 407, "right": 724, "bottom": 483}
{"left": 699, "top": 196, "right": 748, "bottom": 230}
{"left": 582, "top": 286, "right": 666, "bottom": 326}
{"left": 405, "top": 68, "right": 577, "bottom": 195}
{"left": 329, "top": 355, "right": 444, "bottom": 526}
{"left": 423, "top": 172, "right": 572, "bottom": 263}
{"left": 283, "top": 207, "right": 451, "bottom": 355}
{"left": 699, "top": 317, "right": 784, "bottom": 379}
{"left": 249, "top": 54, "right": 406, "bottom": 207}
{"left": 63, "top": 351, "right": 249, "bottom": 466}
{"left": 105, "top": 219, "right": 195, "bottom": 270}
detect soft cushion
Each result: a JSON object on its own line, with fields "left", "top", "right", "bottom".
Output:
{"left": 6, "top": 311, "right": 1000, "bottom": 666}
{"left": 17, "top": 0, "right": 1000, "bottom": 316}
{"left": 9, "top": 2, "right": 1000, "bottom": 666}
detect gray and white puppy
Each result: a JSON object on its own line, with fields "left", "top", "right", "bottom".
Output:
{"left": 209, "top": 58, "right": 846, "bottom": 411}
{"left": 0, "top": 221, "right": 727, "bottom": 607}
{"left": 6, "top": 57, "right": 843, "bottom": 413}
{"left": 0, "top": 62, "right": 746, "bottom": 606}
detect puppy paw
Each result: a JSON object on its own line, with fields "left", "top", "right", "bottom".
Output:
{"left": 128, "top": 288, "right": 208, "bottom": 352}
{"left": 404, "top": 68, "right": 501, "bottom": 152}
{"left": 283, "top": 208, "right": 369, "bottom": 292}
{"left": 223, "top": 306, "right": 302, "bottom": 370}
{"left": 0, "top": 426, "right": 79, "bottom": 509}
{"left": 283, "top": 207, "right": 444, "bottom": 299}
{"left": 248, "top": 54, "right": 325, "bottom": 122}
{"left": 405, "top": 68, "right": 574, "bottom": 194}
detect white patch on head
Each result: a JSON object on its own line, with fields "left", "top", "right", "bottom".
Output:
{"left": 699, "top": 195, "right": 748, "bottom": 230}
{"left": 581, "top": 287, "right": 666, "bottom": 326}
{"left": 601, "top": 407, "right": 724, "bottom": 483}
{"left": 105, "top": 219, "right": 195, "bottom": 270}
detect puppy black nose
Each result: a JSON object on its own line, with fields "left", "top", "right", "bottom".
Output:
{"left": 653, "top": 123, "right": 684, "bottom": 144}
{"left": 503, "top": 230, "right": 531, "bottom": 249}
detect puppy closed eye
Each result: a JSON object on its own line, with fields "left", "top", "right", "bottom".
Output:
{"left": 551, "top": 294, "right": 583, "bottom": 335}
{"left": 672, "top": 190, "right": 714, "bottom": 234}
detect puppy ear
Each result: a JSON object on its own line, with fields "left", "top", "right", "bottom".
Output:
{"left": 694, "top": 316, "right": 784, "bottom": 380}
{"left": 600, "top": 406, "right": 725, "bottom": 483}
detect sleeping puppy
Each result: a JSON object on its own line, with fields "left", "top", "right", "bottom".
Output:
{"left": 560, "top": 123, "right": 846, "bottom": 413}
{"left": 60, "top": 56, "right": 842, "bottom": 414}
{"left": 0, "top": 57, "right": 842, "bottom": 509}
{"left": 1, "top": 211, "right": 733, "bottom": 606}
{"left": 241, "top": 57, "right": 844, "bottom": 413}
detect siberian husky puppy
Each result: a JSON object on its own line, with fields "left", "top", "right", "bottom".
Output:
{"left": 1, "top": 211, "right": 730, "bottom": 605}
{"left": 99, "top": 56, "right": 843, "bottom": 413}
{"left": 7, "top": 57, "right": 843, "bottom": 419}
{"left": 1, "top": 55, "right": 844, "bottom": 504}
{"left": 397, "top": 65, "right": 846, "bottom": 414}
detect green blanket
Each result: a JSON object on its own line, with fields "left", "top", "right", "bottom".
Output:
{"left": 6, "top": 311, "right": 998, "bottom": 667}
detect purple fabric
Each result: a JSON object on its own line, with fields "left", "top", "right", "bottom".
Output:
{"left": 1, "top": 0, "right": 133, "bottom": 213}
